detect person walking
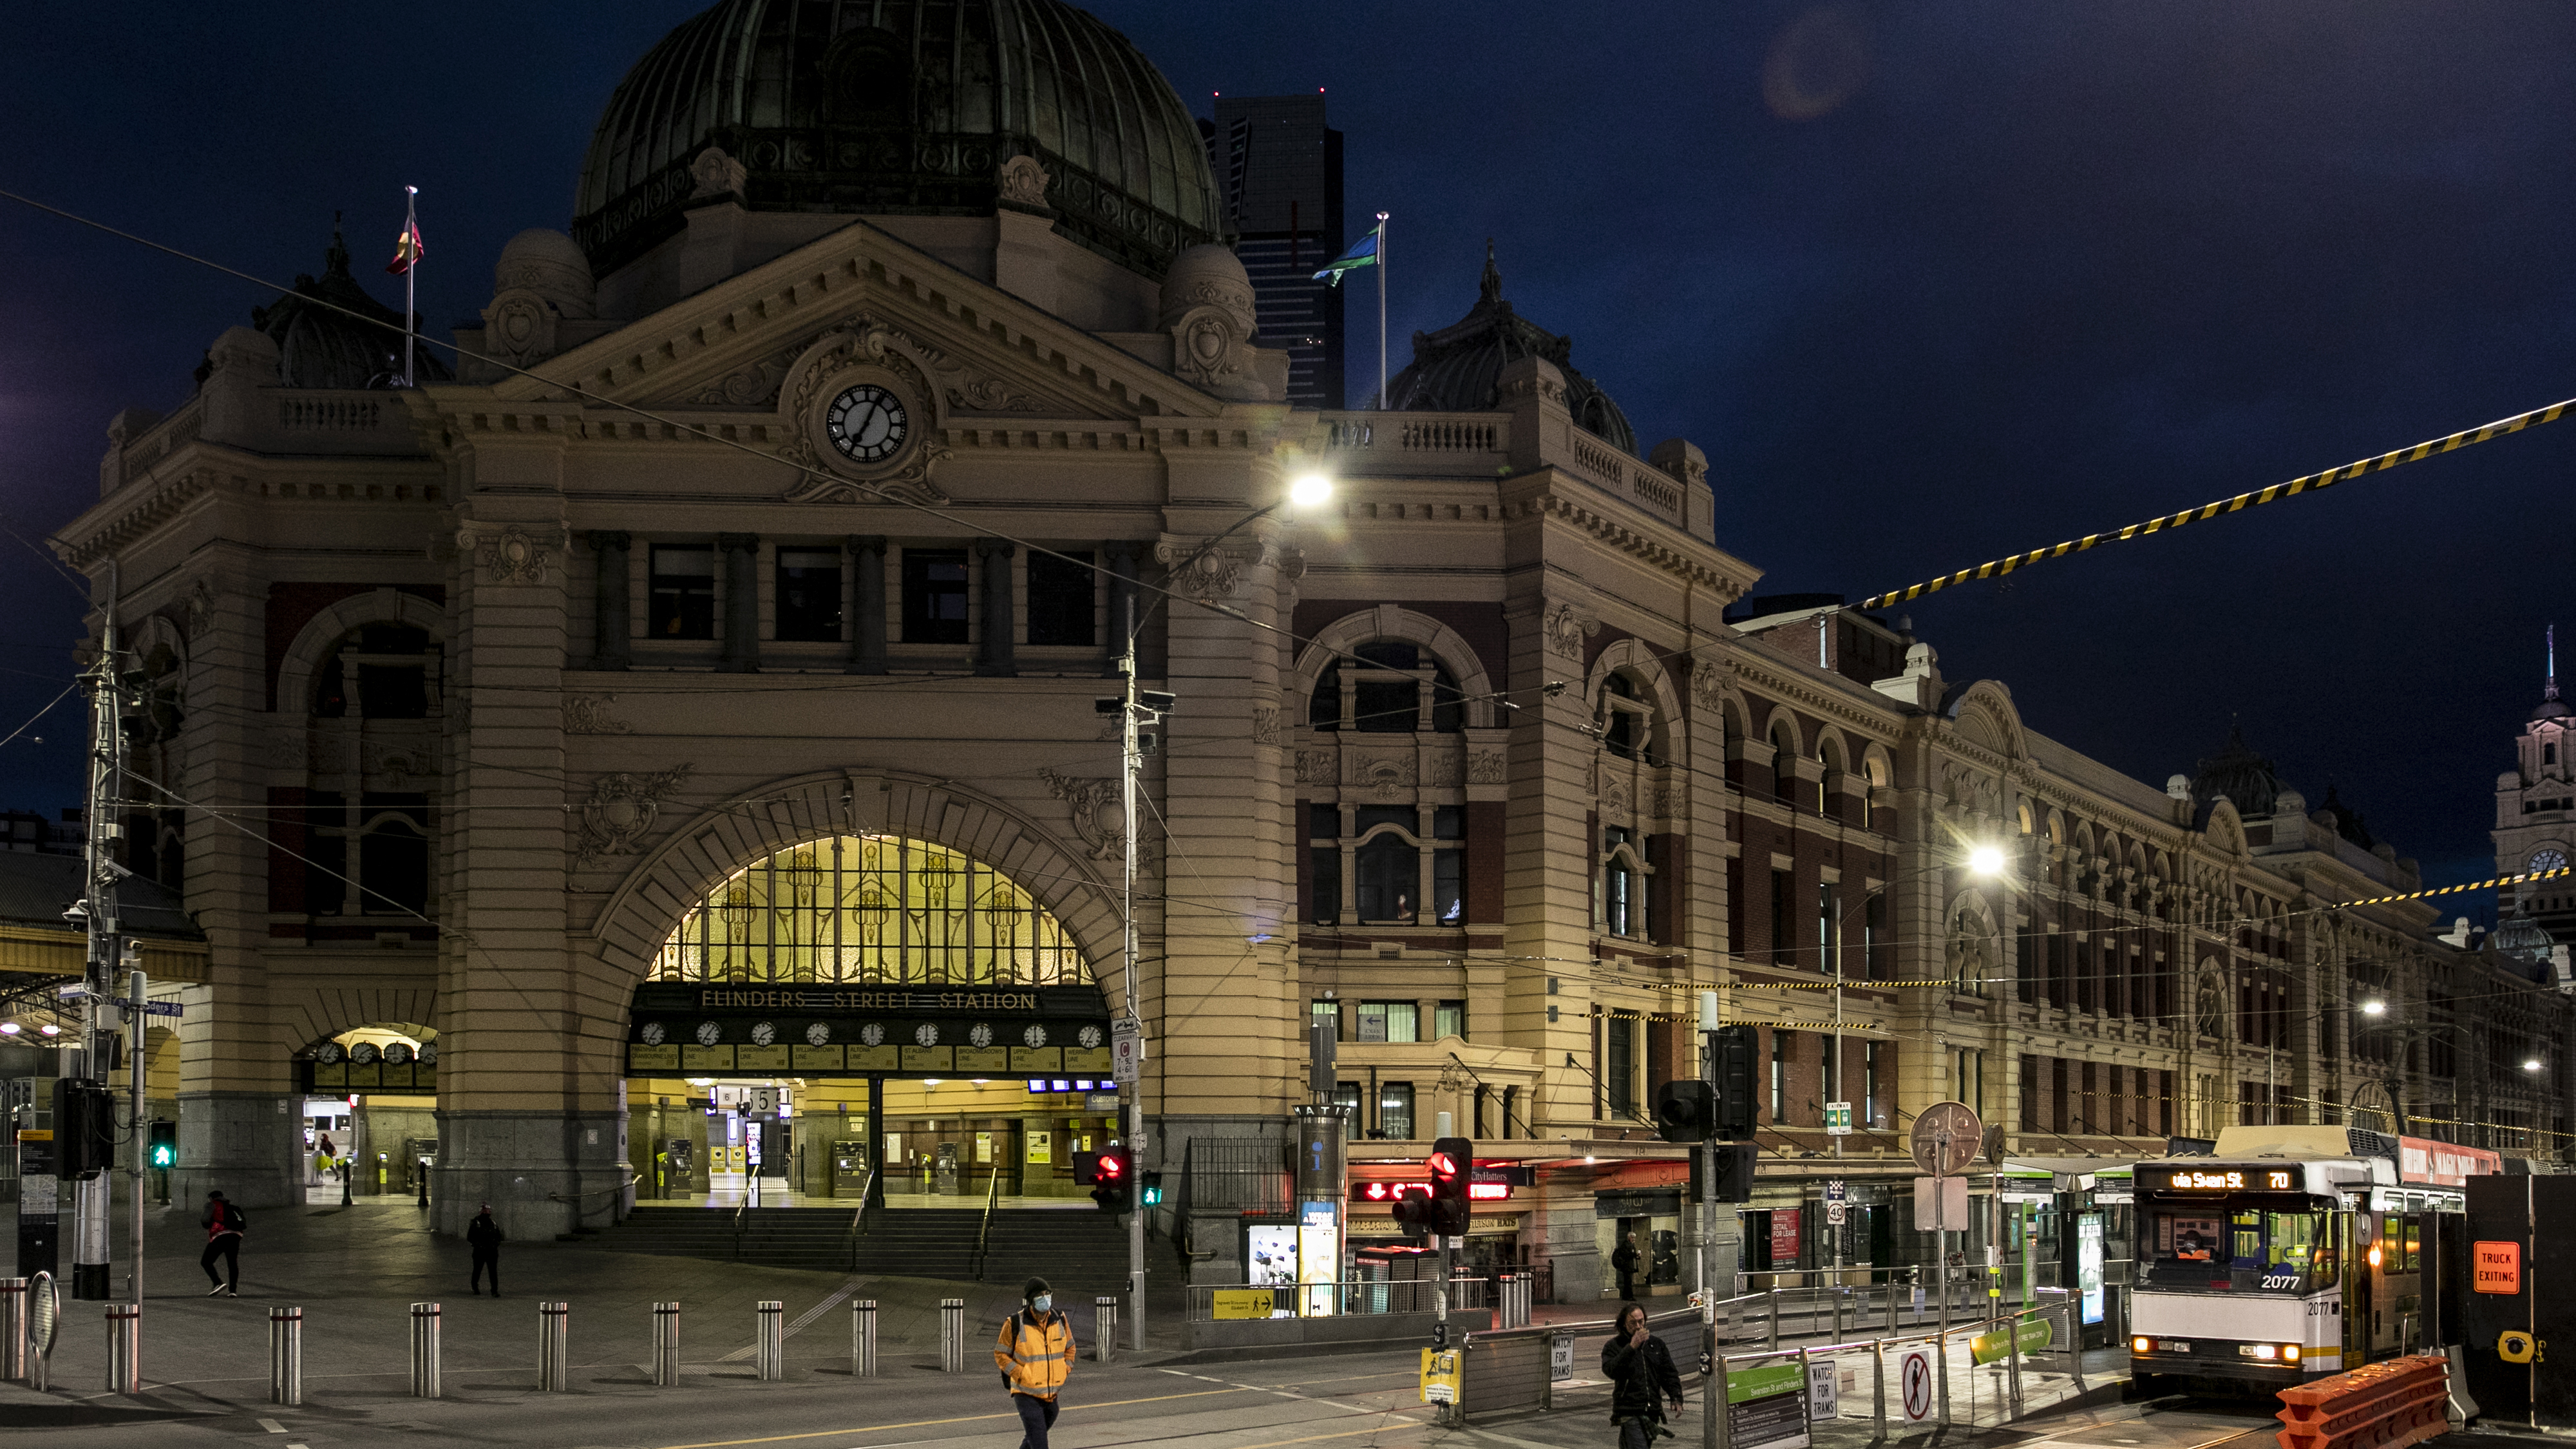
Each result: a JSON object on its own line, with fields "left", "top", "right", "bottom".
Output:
{"left": 1611, "top": 1231, "right": 1642, "bottom": 1302}
{"left": 200, "top": 1190, "right": 245, "bottom": 1297}
{"left": 1602, "top": 1302, "right": 1687, "bottom": 1448}
{"left": 467, "top": 1202, "right": 504, "bottom": 1296}
{"left": 992, "top": 1276, "right": 1075, "bottom": 1449}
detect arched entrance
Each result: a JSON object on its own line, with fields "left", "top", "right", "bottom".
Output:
{"left": 291, "top": 1023, "right": 440, "bottom": 1203}
{"left": 622, "top": 833, "right": 1116, "bottom": 1208}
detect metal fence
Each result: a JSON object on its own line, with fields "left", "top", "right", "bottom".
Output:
{"left": 1186, "top": 1275, "right": 1493, "bottom": 1323}
{"left": 1182, "top": 1139, "right": 1291, "bottom": 1216}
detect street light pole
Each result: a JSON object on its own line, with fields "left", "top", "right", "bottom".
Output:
{"left": 72, "top": 571, "right": 128, "bottom": 1302}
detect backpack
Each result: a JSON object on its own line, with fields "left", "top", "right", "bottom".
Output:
{"left": 223, "top": 1202, "right": 247, "bottom": 1233}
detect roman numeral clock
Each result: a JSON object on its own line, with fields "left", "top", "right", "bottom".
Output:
{"left": 824, "top": 383, "right": 907, "bottom": 464}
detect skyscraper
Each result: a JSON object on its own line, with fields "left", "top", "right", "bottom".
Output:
{"left": 1204, "top": 93, "right": 1345, "bottom": 407}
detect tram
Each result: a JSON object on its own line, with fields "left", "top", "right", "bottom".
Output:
{"left": 2128, "top": 1124, "right": 2499, "bottom": 1392}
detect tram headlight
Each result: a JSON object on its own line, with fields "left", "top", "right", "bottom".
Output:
{"left": 2242, "top": 1344, "right": 2278, "bottom": 1360}
{"left": 2132, "top": 1336, "right": 2152, "bottom": 1354}
{"left": 2283, "top": 1344, "right": 2301, "bottom": 1361}
{"left": 2367, "top": 1246, "right": 2383, "bottom": 1267}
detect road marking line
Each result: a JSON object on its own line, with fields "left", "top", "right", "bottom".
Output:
{"left": 721, "top": 1279, "right": 866, "bottom": 1362}
{"left": 654, "top": 1386, "right": 1249, "bottom": 1448}
{"left": 257, "top": 1420, "right": 286, "bottom": 1434}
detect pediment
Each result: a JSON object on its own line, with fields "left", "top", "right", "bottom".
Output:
{"left": 489, "top": 220, "right": 1213, "bottom": 427}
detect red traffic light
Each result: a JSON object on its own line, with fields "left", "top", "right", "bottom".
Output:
{"left": 1426, "top": 1151, "right": 1461, "bottom": 1179}
{"left": 1098, "top": 1151, "right": 1126, "bottom": 1179}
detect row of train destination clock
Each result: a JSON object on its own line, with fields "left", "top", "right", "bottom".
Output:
{"left": 626, "top": 1018, "right": 1112, "bottom": 1076}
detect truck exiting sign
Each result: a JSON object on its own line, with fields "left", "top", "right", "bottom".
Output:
{"left": 2474, "top": 1240, "right": 2521, "bottom": 1294}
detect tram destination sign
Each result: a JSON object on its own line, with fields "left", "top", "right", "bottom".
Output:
{"left": 2146, "top": 1166, "right": 2298, "bottom": 1193}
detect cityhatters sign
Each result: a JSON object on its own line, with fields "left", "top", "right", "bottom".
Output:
{"left": 622, "top": 981, "right": 1115, "bottom": 1079}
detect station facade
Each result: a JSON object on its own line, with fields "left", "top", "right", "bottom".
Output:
{"left": 52, "top": 0, "right": 2572, "bottom": 1302}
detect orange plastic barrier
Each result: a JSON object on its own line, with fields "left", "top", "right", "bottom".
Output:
{"left": 2275, "top": 1354, "right": 2452, "bottom": 1449}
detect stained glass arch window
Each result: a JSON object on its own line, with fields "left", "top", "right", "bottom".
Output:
{"left": 649, "top": 835, "right": 1090, "bottom": 987}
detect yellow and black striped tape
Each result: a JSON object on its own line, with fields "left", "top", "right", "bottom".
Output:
{"left": 2336, "top": 864, "right": 2570, "bottom": 910}
{"left": 1858, "top": 394, "right": 2576, "bottom": 611}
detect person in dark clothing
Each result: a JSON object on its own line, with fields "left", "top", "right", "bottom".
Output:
{"left": 1611, "top": 1231, "right": 1642, "bottom": 1302}
{"left": 1602, "top": 1303, "right": 1687, "bottom": 1448}
{"left": 200, "top": 1191, "right": 245, "bottom": 1296}
{"left": 467, "top": 1202, "right": 504, "bottom": 1296}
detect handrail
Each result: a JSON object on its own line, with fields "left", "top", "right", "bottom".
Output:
{"left": 973, "top": 1164, "right": 1003, "bottom": 1278}
{"left": 732, "top": 1195, "right": 748, "bottom": 1260}
{"left": 844, "top": 1166, "right": 880, "bottom": 1271}
{"left": 545, "top": 1170, "right": 642, "bottom": 1206}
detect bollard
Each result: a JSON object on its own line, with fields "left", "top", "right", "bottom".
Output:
{"left": 1871, "top": 1338, "right": 1888, "bottom": 1439}
{"left": 106, "top": 1302, "right": 140, "bottom": 1396}
{"left": 1885, "top": 1280, "right": 1898, "bottom": 1336}
{"left": 850, "top": 1299, "right": 877, "bottom": 1378}
{"left": 755, "top": 1300, "right": 785, "bottom": 1381}
{"left": 410, "top": 1301, "right": 442, "bottom": 1398}
{"left": 938, "top": 1298, "right": 967, "bottom": 1372}
{"left": 1833, "top": 1285, "right": 1846, "bottom": 1342}
{"left": 1767, "top": 1287, "right": 1781, "bottom": 1351}
{"left": 0, "top": 1278, "right": 23, "bottom": 1383}
{"left": 268, "top": 1305, "right": 303, "bottom": 1406}
{"left": 2005, "top": 1309, "right": 2024, "bottom": 1420}
{"left": 653, "top": 1302, "right": 681, "bottom": 1387}
{"left": 1095, "top": 1296, "right": 1119, "bottom": 1362}
{"left": 538, "top": 1302, "right": 571, "bottom": 1392}
{"left": 2060, "top": 1305, "right": 2087, "bottom": 1397}
{"left": 1935, "top": 1329, "right": 1952, "bottom": 1427}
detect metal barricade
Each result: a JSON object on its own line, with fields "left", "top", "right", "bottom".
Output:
{"left": 1095, "top": 1296, "right": 1118, "bottom": 1362}
{"left": 851, "top": 1299, "right": 878, "bottom": 1378}
{"left": 0, "top": 1278, "right": 23, "bottom": 1382}
{"left": 106, "top": 1302, "right": 140, "bottom": 1394}
{"left": 538, "top": 1302, "right": 571, "bottom": 1392}
{"left": 755, "top": 1300, "right": 785, "bottom": 1381}
{"left": 653, "top": 1302, "right": 681, "bottom": 1387}
{"left": 268, "top": 1305, "right": 302, "bottom": 1406}
{"left": 938, "top": 1298, "right": 967, "bottom": 1372}
{"left": 410, "top": 1301, "right": 442, "bottom": 1398}
{"left": 27, "top": 1273, "right": 57, "bottom": 1394}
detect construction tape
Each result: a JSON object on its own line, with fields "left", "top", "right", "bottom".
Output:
{"left": 1858, "top": 395, "right": 2576, "bottom": 611}
{"left": 2334, "top": 864, "right": 2570, "bottom": 909}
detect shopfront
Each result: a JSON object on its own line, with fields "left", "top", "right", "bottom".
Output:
{"left": 620, "top": 833, "right": 1117, "bottom": 1206}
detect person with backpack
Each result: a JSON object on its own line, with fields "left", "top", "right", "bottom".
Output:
{"left": 1602, "top": 1302, "right": 1687, "bottom": 1448}
{"left": 992, "top": 1276, "right": 1076, "bottom": 1449}
{"left": 201, "top": 1191, "right": 245, "bottom": 1297}
{"left": 467, "top": 1202, "right": 504, "bottom": 1295}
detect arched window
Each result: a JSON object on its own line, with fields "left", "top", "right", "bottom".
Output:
{"left": 1599, "top": 674, "right": 1645, "bottom": 760}
{"left": 650, "top": 835, "right": 1088, "bottom": 987}
{"left": 1817, "top": 738, "right": 1843, "bottom": 815}
{"left": 1770, "top": 723, "right": 1797, "bottom": 802}
{"left": 1308, "top": 640, "right": 1464, "bottom": 733}
{"left": 1596, "top": 827, "right": 1651, "bottom": 939}
{"left": 312, "top": 624, "right": 440, "bottom": 719}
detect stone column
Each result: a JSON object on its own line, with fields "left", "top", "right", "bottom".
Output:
{"left": 846, "top": 535, "right": 887, "bottom": 674}
{"left": 587, "top": 531, "right": 631, "bottom": 670}
{"left": 974, "top": 537, "right": 1015, "bottom": 677}
{"left": 718, "top": 533, "right": 759, "bottom": 672}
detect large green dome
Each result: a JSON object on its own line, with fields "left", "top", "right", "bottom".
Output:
{"left": 574, "top": 0, "right": 1222, "bottom": 279}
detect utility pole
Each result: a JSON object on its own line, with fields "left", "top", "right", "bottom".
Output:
{"left": 127, "top": 952, "right": 147, "bottom": 1310}
{"left": 1114, "top": 614, "right": 1160, "bottom": 1354}
{"left": 72, "top": 574, "right": 126, "bottom": 1301}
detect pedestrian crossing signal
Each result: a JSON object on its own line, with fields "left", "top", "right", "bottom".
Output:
{"left": 147, "top": 1118, "right": 176, "bottom": 1169}
{"left": 1140, "top": 1170, "right": 1163, "bottom": 1207}
{"left": 1090, "top": 1147, "right": 1132, "bottom": 1212}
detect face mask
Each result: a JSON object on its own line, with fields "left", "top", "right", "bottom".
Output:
{"left": 1033, "top": 1294, "right": 1052, "bottom": 1313}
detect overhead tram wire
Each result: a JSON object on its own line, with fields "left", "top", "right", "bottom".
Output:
{"left": 0, "top": 186, "right": 1443, "bottom": 699}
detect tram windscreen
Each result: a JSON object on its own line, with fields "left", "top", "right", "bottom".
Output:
{"left": 2142, "top": 1201, "right": 2333, "bottom": 1291}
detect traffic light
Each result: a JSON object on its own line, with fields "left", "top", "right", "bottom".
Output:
{"left": 1653, "top": 1081, "right": 1716, "bottom": 1142}
{"left": 1089, "top": 1146, "right": 1132, "bottom": 1212}
{"left": 1388, "top": 1184, "right": 1435, "bottom": 1241}
{"left": 1071, "top": 1150, "right": 1103, "bottom": 1184}
{"left": 1712, "top": 1141, "right": 1757, "bottom": 1204}
{"left": 53, "top": 1079, "right": 113, "bottom": 1179}
{"left": 147, "top": 1118, "right": 176, "bottom": 1170}
{"left": 1427, "top": 1137, "right": 1473, "bottom": 1237}
{"left": 1711, "top": 1025, "right": 1759, "bottom": 1139}
{"left": 1139, "top": 1170, "right": 1163, "bottom": 1208}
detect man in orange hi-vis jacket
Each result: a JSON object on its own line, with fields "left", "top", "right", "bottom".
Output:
{"left": 994, "top": 1276, "right": 1077, "bottom": 1449}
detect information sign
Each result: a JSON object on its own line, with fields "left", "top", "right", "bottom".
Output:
{"left": 1824, "top": 1102, "right": 1852, "bottom": 1135}
{"left": 1726, "top": 1360, "right": 1811, "bottom": 1449}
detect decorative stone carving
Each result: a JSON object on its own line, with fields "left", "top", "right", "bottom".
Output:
{"left": 184, "top": 579, "right": 214, "bottom": 640}
{"left": 945, "top": 372, "right": 1047, "bottom": 414}
{"left": 1158, "top": 244, "right": 1263, "bottom": 400}
{"left": 996, "top": 155, "right": 1052, "bottom": 211}
{"left": 578, "top": 763, "right": 693, "bottom": 860}
{"left": 361, "top": 741, "right": 434, "bottom": 789}
{"left": 692, "top": 339, "right": 806, "bottom": 407}
{"left": 1153, "top": 536, "right": 1276, "bottom": 603}
{"left": 462, "top": 526, "right": 551, "bottom": 586}
{"left": 1689, "top": 652, "right": 1730, "bottom": 711}
{"left": 266, "top": 732, "right": 306, "bottom": 770}
{"left": 1602, "top": 776, "right": 1633, "bottom": 821}
{"left": 689, "top": 145, "right": 748, "bottom": 200}
{"left": 1542, "top": 599, "right": 1598, "bottom": 662}
{"left": 1040, "top": 767, "right": 1155, "bottom": 873}
{"left": 1425, "top": 750, "right": 1464, "bottom": 788}
{"left": 482, "top": 291, "right": 558, "bottom": 370}
{"left": 1466, "top": 750, "right": 1506, "bottom": 785}
{"left": 1251, "top": 705, "right": 1281, "bottom": 747}
{"left": 1352, "top": 753, "right": 1416, "bottom": 800}
{"left": 564, "top": 694, "right": 634, "bottom": 735}
{"left": 776, "top": 322, "right": 952, "bottom": 502}
{"left": 1296, "top": 750, "right": 1336, "bottom": 785}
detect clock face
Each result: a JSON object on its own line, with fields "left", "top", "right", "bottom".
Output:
{"left": 1077, "top": 1025, "right": 1103, "bottom": 1050}
{"left": 969, "top": 1023, "right": 994, "bottom": 1048}
{"left": 806, "top": 1021, "right": 831, "bottom": 1046}
{"left": 639, "top": 1023, "right": 665, "bottom": 1046}
{"left": 1023, "top": 1024, "right": 1048, "bottom": 1048}
{"left": 751, "top": 1021, "right": 777, "bottom": 1047}
{"left": 2534, "top": 848, "right": 2570, "bottom": 873}
{"left": 696, "top": 1020, "right": 723, "bottom": 1046}
{"left": 860, "top": 1023, "right": 884, "bottom": 1047}
{"left": 915, "top": 1023, "right": 941, "bottom": 1047}
{"left": 825, "top": 383, "right": 908, "bottom": 464}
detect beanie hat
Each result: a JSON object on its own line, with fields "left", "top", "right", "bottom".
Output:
{"left": 1023, "top": 1276, "right": 1052, "bottom": 1302}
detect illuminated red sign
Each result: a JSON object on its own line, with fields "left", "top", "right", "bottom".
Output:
{"left": 1358, "top": 1180, "right": 1511, "bottom": 1202}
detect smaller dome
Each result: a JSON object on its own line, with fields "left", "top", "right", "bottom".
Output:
{"left": 493, "top": 229, "right": 596, "bottom": 319}
{"left": 1379, "top": 240, "right": 1636, "bottom": 454}
{"left": 246, "top": 219, "right": 453, "bottom": 390}
{"left": 1157, "top": 243, "right": 1255, "bottom": 334}
{"left": 2532, "top": 688, "right": 2570, "bottom": 723}
{"left": 2192, "top": 723, "right": 2289, "bottom": 819}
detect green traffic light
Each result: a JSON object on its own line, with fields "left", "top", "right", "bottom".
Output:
{"left": 149, "top": 1146, "right": 175, "bottom": 1168}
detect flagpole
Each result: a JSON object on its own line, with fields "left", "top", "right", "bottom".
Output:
{"left": 402, "top": 185, "right": 419, "bottom": 387}
{"left": 1375, "top": 212, "right": 1389, "bottom": 408}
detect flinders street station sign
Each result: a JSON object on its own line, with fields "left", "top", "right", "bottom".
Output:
{"left": 622, "top": 981, "right": 1115, "bottom": 1079}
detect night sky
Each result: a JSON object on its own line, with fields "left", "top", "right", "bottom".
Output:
{"left": 3, "top": 3, "right": 2570, "bottom": 900}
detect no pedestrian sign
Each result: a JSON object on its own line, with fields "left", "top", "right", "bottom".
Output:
{"left": 2474, "top": 1240, "right": 2521, "bottom": 1294}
